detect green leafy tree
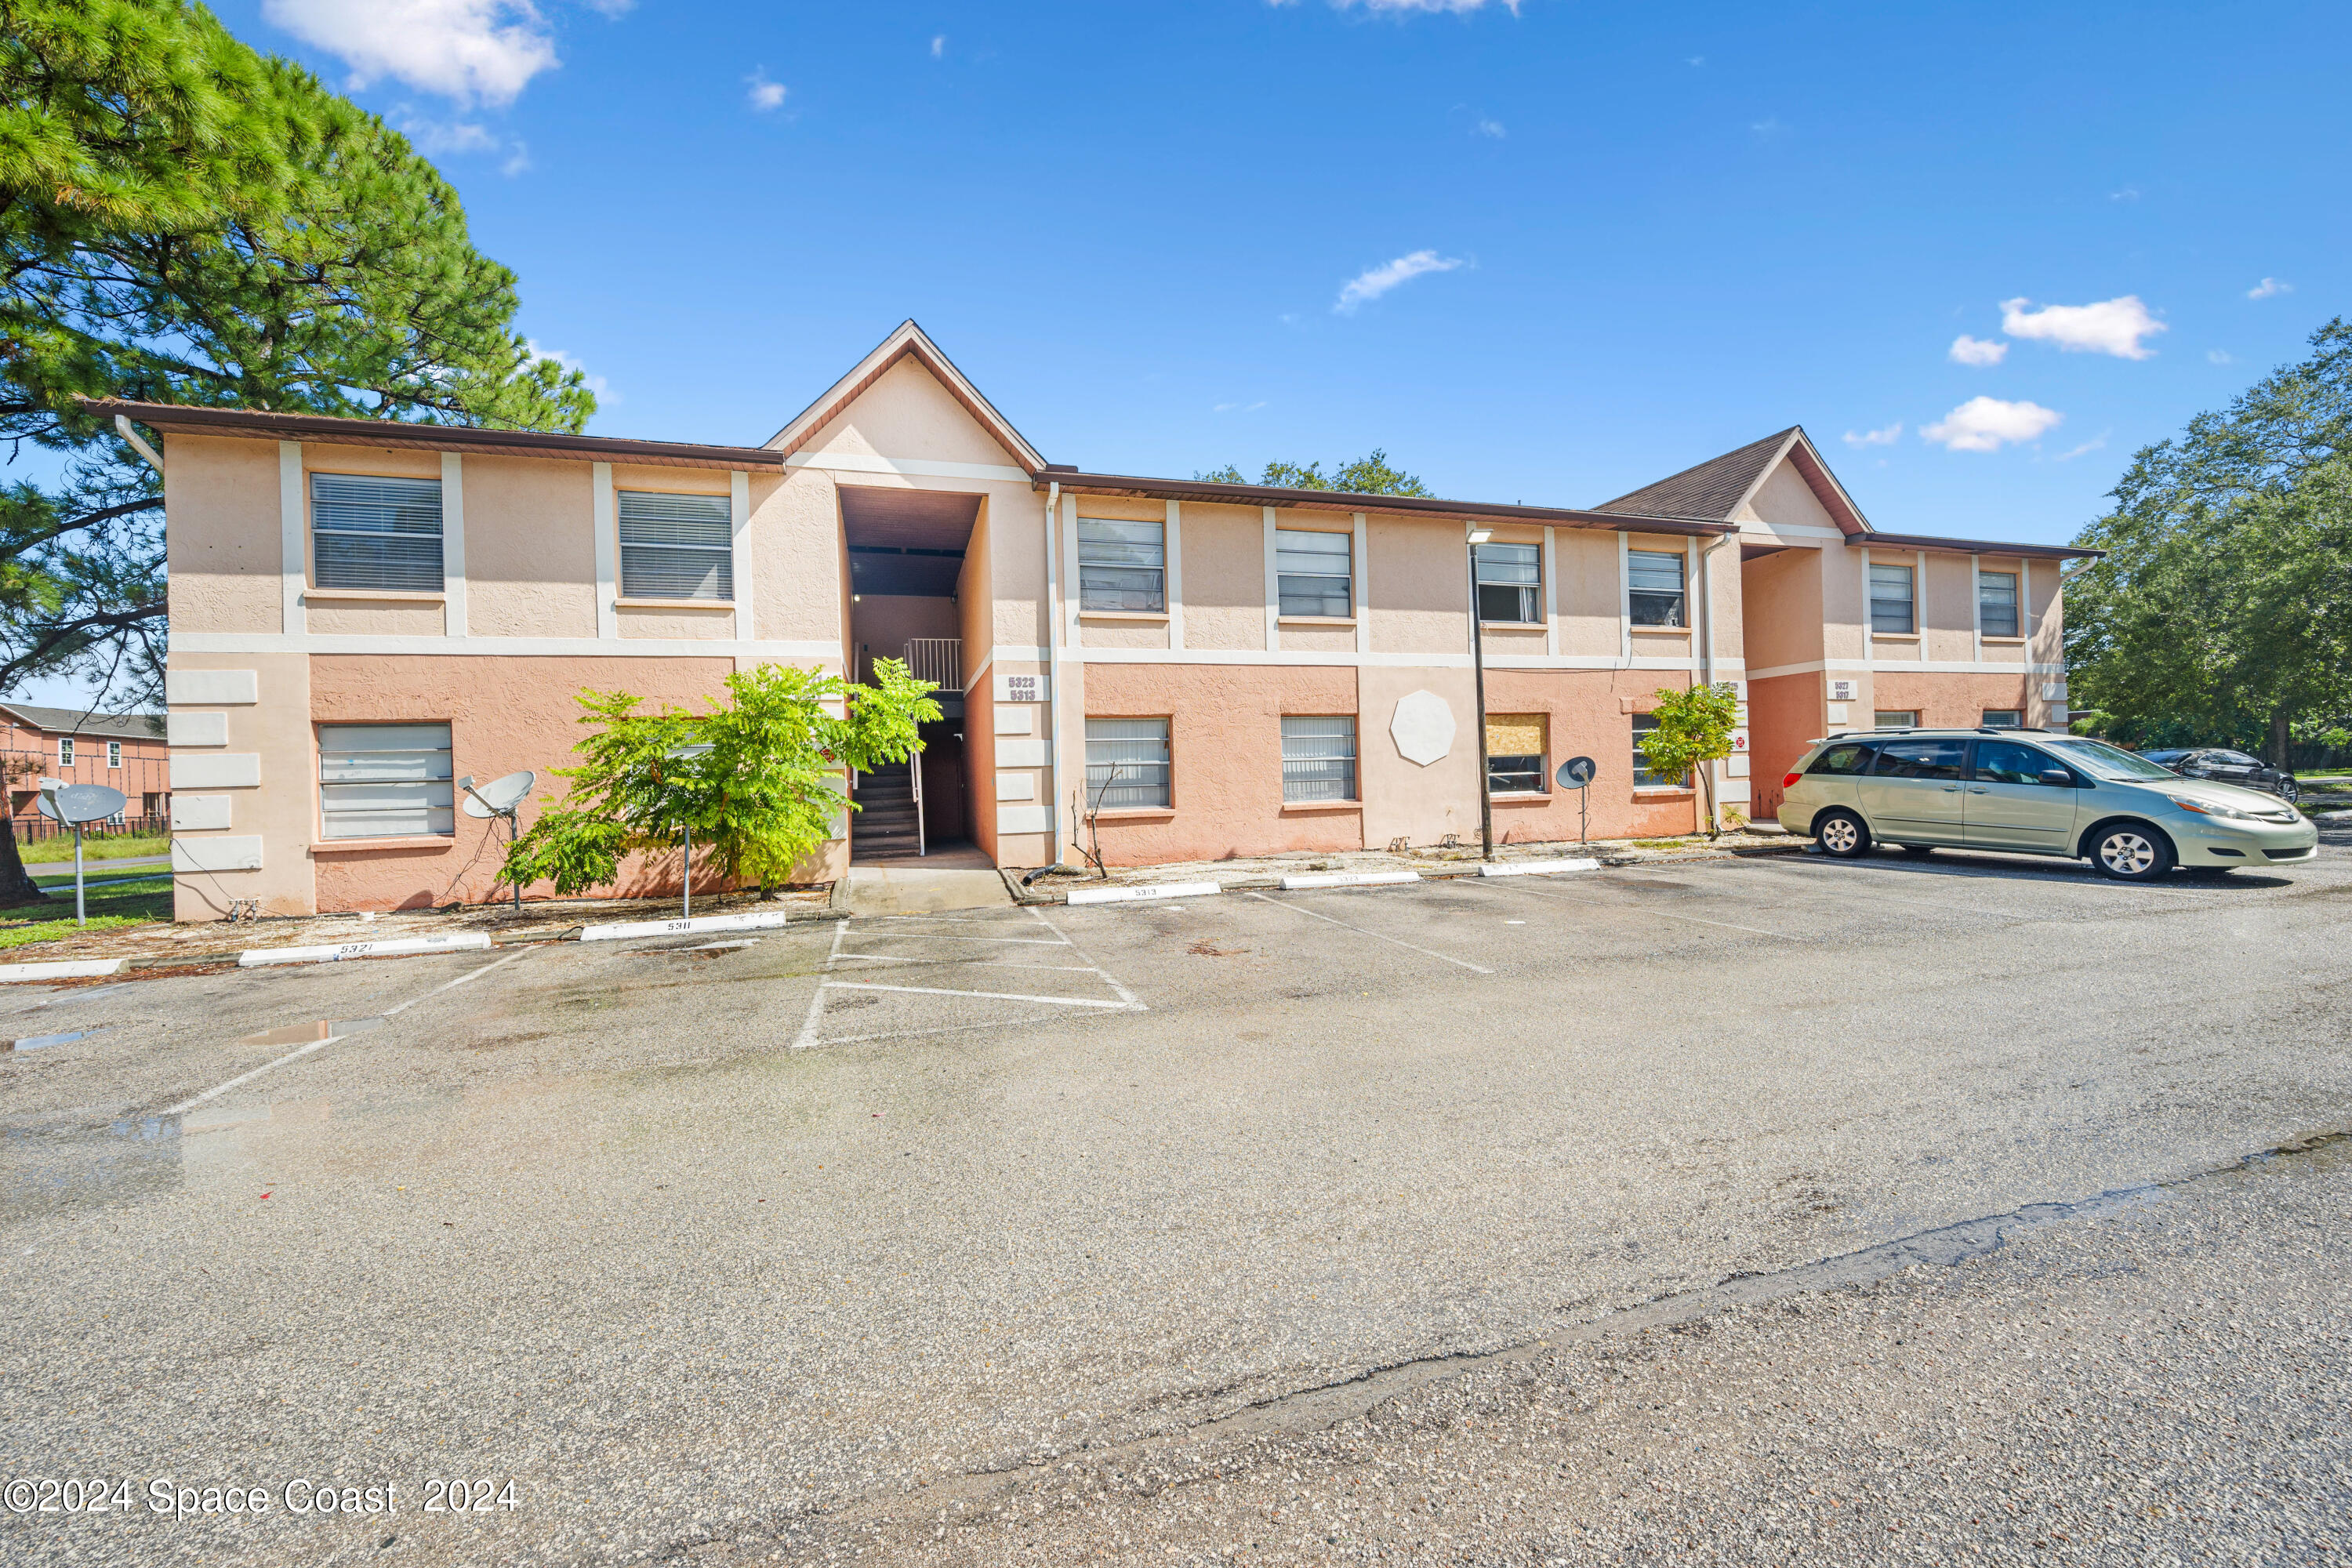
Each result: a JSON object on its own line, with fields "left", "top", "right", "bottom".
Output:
{"left": 2067, "top": 319, "right": 2352, "bottom": 764}
{"left": 1637, "top": 683, "right": 1741, "bottom": 838}
{"left": 1195, "top": 448, "right": 1434, "bottom": 496}
{"left": 0, "top": 0, "right": 594, "bottom": 906}
{"left": 502, "top": 662, "right": 942, "bottom": 902}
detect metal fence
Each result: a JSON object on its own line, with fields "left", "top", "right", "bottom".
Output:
{"left": 2, "top": 747, "right": 170, "bottom": 843}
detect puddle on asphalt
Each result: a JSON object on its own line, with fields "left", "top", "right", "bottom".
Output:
{"left": 236, "top": 1017, "right": 386, "bottom": 1047}
{"left": 3, "top": 1115, "right": 180, "bottom": 1221}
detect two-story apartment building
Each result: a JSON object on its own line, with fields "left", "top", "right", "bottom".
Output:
{"left": 107, "top": 321, "right": 2092, "bottom": 919}
{"left": 0, "top": 702, "right": 170, "bottom": 836}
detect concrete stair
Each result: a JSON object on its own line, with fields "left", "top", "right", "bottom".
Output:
{"left": 852, "top": 761, "right": 924, "bottom": 861}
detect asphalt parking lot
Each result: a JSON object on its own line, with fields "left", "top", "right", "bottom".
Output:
{"left": 5, "top": 837, "right": 2350, "bottom": 1566}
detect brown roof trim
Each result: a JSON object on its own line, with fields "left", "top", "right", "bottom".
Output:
{"left": 764, "top": 321, "right": 1048, "bottom": 473}
{"left": 1858, "top": 530, "right": 2102, "bottom": 561}
{"left": 1037, "top": 471, "right": 1737, "bottom": 535}
{"left": 90, "top": 399, "right": 784, "bottom": 471}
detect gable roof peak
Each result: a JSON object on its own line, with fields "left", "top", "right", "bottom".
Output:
{"left": 766, "top": 319, "right": 1047, "bottom": 473}
{"left": 1598, "top": 424, "right": 1870, "bottom": 535}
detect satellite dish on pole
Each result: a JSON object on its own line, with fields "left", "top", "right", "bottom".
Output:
{"left": 457, "top": 771, "right": 535, "bottom": 913}
{"left": 1556, "top": 756, "right": 1596, "bottom": 848}
{"left": 38, "top": 785, "right": 127, "bottom": 927}
{"left": 459, "top": 770, "right": 535, "bottom": 818}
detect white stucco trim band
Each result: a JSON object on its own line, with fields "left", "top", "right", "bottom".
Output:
{"left": 1747, "top": 658, "right": 2069, "bottom": 681}
{"left": 1067, "top": 648, "right": 1714, "bottom": 672}
{"left": 783, "top": 452, "right": 1031, "bottom": 482}
{"left": 172, "top": 634, "right": 845, "bottom": 659}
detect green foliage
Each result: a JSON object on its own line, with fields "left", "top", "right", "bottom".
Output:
{"left": 502, "top": 662, "right": 942, "bottom": 899}
{"left": 0, "top": 0, "right": 596, "bottom": 708}
{"left": 19, "top": 832, "right": 168, "bottom": 863}
{"left": 1194, "top": 449, "right": 1435, "bottom": 497}
{"left": 1638, "top": 684, "right": 1741, "bottom": 837}
{"left": 2067, "top": 318, "right": 2352, "bottom": 763}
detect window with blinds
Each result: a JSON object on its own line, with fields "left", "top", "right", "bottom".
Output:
{"left": 1486, "top": 713, "right": 1547, "bottom": 794}
{"left": 1978, "top": 569, "right": 2020, "bottom": 637}
{"left": 1084, "top": 717, "right": 1171, "bottom": 808}
{"left": 1632, "top": 713, "right": 1682, "bottom": 788}
{"left": 1077, "top": 517, "right": 1166, "bottom": 612}
{"left": 619, "top": 491, "right": 734, "bottom": 601}
{"left": 1869, "top": 563, "right": 1916, "bottom": 634}
{"left": 1281, "top": 716, "right": 1357, "bottom": 801}
{"left": 1627, "top": 550, "right": 1686, "bottom": 627}
{"left": 1276, "top": 530, "right": 1352, "bottom": 618}
{"left": 1473, "top": 542, "right": 1541, "bottom": 623}
{"left": 312, "top": 474, "right": 444, "bottom": 593}
{"left": 318, "top": 724, "right": 455, "bottom": 840}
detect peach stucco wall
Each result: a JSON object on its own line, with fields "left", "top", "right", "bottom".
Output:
{"left": 165, "top": 434, "right": 283, "bottom": 635}
{"left": 170, "top": 650, "right": 316, "bottom": 920}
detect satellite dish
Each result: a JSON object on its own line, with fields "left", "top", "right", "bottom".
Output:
{"left": 42, "top": 783, "right": 126, "bottom": 825}
{"left": 1557, "top": 756, "right": 1597, "bottom": 789}
{"left": 459, "top": 770, "right": 535, "bottom": 818}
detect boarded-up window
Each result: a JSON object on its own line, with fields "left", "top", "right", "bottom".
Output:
{"left": 1486, "top": 713, "right": 1546, "bottom": 794}
{"left": 318, "top": 724, "right": 455, "bottom": 839}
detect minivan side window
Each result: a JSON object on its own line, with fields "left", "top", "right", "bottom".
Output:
{"left": 1808, "top": 742, "right": 1877, "bottom": 775}
{"left": 1871, "top": 739, "right": 1967, "bottom": 780}
{"left": 1973, "top": 740, "right": 2063, "bottom": 786}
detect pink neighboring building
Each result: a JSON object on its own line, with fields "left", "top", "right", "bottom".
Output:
{"left": 106, "top": 322, "right": 2092, "bottom": 919}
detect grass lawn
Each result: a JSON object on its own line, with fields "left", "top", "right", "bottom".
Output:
{"left": 18, "top": 833, "right": 170, "bottom": 864}
{"left": 0, "top": 873, "right": 171, "bottom": 951}
{"left": 2296, "top": 770, "right": 2352, "bottom": 782}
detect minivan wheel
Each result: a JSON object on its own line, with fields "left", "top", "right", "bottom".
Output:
{"left": 2089, "top": 822, "right": 2175, "bottom": 881}
{"left": 2280, "top": 778, "right": 2301, "bottom": 804}
{"left": 1816, "top": 810, "right": 1869, "bottom": 858}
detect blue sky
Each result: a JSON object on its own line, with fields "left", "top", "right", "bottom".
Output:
{"left": 42, "top": 0, "right": 2331, "bottom": 717}
{"left": 216, "top": 1, "right": 2350, "bottom": 536}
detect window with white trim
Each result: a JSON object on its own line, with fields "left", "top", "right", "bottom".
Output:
{"left": 318, "top": 724, "right": 455, "bottom": 840}
{"left": 1875, "top": 710, "right": 1920, "bottom": 729}
{"left": 107, "top": 740, "right": 122, "bottom": 769}
{"left": 312, "top": 473, "right": 444, "bottom": 593}
{"left": 1275, "top": 529, "right": 1352, "bottom": 618}
{"left": 1978, "top": 569, "right": 2020, "bottom": 637}
{"left": 1473, "top": 542, "right": 1541, "bottom": 623}
{"left": 619, "top": 490, "right": 733, "bottom": 601}
{"left": 57, "top": 736, "right": 73, "bottom": 767}
{"left": 1077, "top": 517, "right": 1165, "bottom": 612}
{"left": 1281, "top": 716, "right": 1357, "bottom": 802}
{"left": 1631, "top": 713, "right": 1684, "bottom": 788}
{"left": 1868, "top": 563, "right": 1915, "bottom": 634}
{"left": 1981, "top": 708, "right": 2024, "bottom": 728}
{"left": 1627, "top": 550, "right": 1687, "bottom": 627}
{"left": 1084, "top": 717, "right": 1171, "bottom": 809}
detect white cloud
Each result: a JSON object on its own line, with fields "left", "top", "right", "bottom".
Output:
{"left": 262, "top": 0, "right": 558, "bottom": 106}
{"left": 1922, "top": 397, "right": 2063, "bottom": 452}
{"left": 2108, "top": 185, "right": 2140, "bottom": 201}
{"left": 1948, "top": 334, "right": 2008, "bottom": 367}
{"left": 526, "top": 342, "right": 612, "bottom": 402}
{"left": 746, "top": 71, "right": 786, "bottom": 111}
{"left": 1998, "top": 295, "right": 2165, "bottom": 359}
{"left": 400, "top": 114, "right": 529, "bottom": 175}
{"left": 2056, "top": 433, "right": 2109, "bottom": 461}
{"left": 2207, "top": 349, "right": 2235, "bottom": 365}
{"left": 2247, "top": 277, "right": 2292, "bottom": 299}
{"left": 1749, "top": 115, "right": 1789, "bottom": 136}
{"left": 931, "top": 34, "right": 945, "bottom": 57}
{"left": 1686, "top": 55, "right": 1705, "bottom": 66}
{"left": 499, "top": 140, "right": 531, "bottom": 177}
{"left": 1843, "top": 423, "right": 1903, "bottom": 448}
{"left": 1213, "top": 401, "right": 1268, "bottom": 414}
{"left": 1474, "top": 117, "right": 1506, "bottom": 138}
{"left": 1334, "top": 249, "right": 1463, "bottom": 314}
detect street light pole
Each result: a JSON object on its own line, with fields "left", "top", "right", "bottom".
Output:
{"left": 1466, "top": 527, "right": 1495, "bottom": 862}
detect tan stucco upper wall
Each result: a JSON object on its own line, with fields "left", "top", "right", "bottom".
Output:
{"left": 1922, "top": 552, "right": 1976, "bottom": 660}
{"left": 2028, "top": 559, "right": 2064, "bottom": 666}
{"left": 765, "top": 468, "right": 849, "bottom": 645}
{"left": 1743, "top": 459, "right": 1842, "bottom": 533}
{"left": 798, "top": 355, "right": 1025, "bottom": 470}
{"left": 165, "top": 435, "right": 283, "bottom": 635}
{"left": 1555, "top": 529, "right": 1621, "bottom": 657}
{"left": 1740, "top": 546, "right": 1825, "bottom": 670}
{"left": 465, "top": 456, "right": 597, "bottom": 638}
{"left": 1819, "top": 539, "right": 1867, "bottom": 662}
{"left": 1365, "top": 515, "right": 1465, "bottom": 655}
{"left": 959, "top": 504, "right": 994, "bottom": 684}
{"left": 1176, "top": 503, "right": 1266, "bottom": 652}
{"left": 989, "top": 484, "right": 1050, "bottom": 650}
{"left": 1700, "top": 534, "right": 1744, "bottom": 668}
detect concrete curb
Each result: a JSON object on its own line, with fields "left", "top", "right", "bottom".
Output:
{"left": 1476, "top": 857, "right": 1600, "bottom": 877}
{"left": 1065, "top": 880, "right": 1223, "bottom": 906}
{"left": 0, "top": 956, "right": 126, "bottom": 984}
{"left": 582, "top": 909, "right": 808, "bottom": 942}
{"left": 1279, "top": 870, "right": 1421, "bottom": 890}
{"left": 238, "top": 932, "right": 494, "bottom": 967}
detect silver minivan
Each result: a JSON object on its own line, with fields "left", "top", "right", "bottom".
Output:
{"left": 1777, "top": 728, "right": 2319, "bottom": 880}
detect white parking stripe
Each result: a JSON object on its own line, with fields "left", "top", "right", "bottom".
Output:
{"left": 821, "top": 981, "right": 1134, "bottom": 1008}
{"left": 1495, "top": 881, "right": 1807, "bottom": 941}
{"left": 840, "top": 931, "right": 1069, "bottom": 946}
{"left": 162, "top": 948, "right": 532, "bottom": 1116}
{"left": 1025, "top": 906, "right": 1143, "bottom": 1007}
{"left": 1243, "top": 891, "right": 1494, "bottom": 974}
{"left": 791, "top": 918, "right": 848, "bottom": 1050}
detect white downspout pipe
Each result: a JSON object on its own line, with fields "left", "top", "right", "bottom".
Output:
{"left": 1042, "top": 479, "right": 1065, "bottom": 864}
{"left": 115, "top": 416, "right": 164, "bottom": 476}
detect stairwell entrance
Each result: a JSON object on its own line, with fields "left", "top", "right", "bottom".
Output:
{"left": 840, "top": 485, "right": 980, "bottom": 864}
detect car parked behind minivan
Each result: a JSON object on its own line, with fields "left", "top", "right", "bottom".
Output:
{"left": 1777, "top": 728, "right": 2318, "bottom": 880}
{"left": 2141, "top": 747, "right": 2301, "bottom": 804}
